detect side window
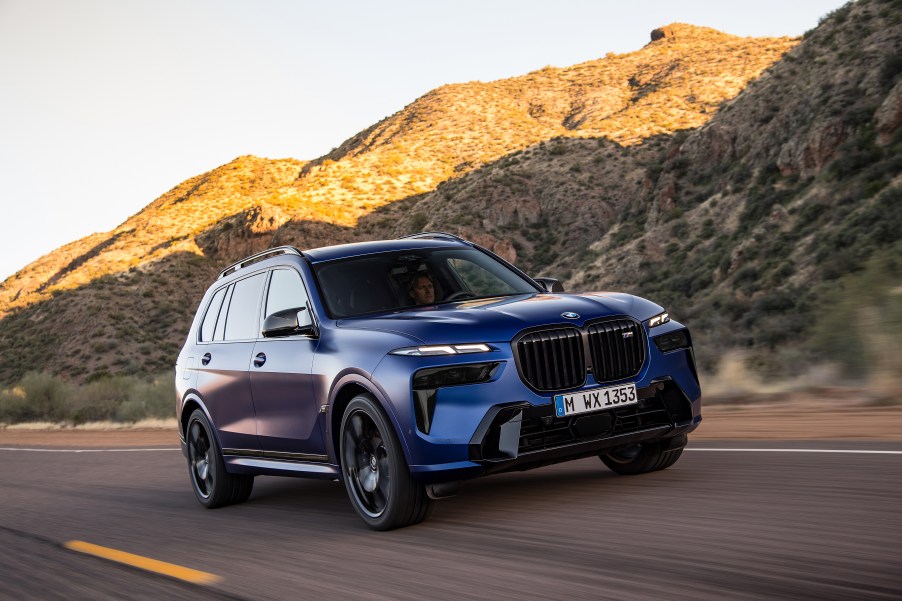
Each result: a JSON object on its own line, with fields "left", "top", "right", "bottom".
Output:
{"left": 448, "top": 258, "right": 516, "bottom": 296}
{"left": 265, "top": 269, "right": 310, "bottom": 319}
{"left": 213, "top": 285, "right": 233, "bottom": 341}
{"left": 199, "top": 286, "right": 227, "bottom": 342}
{"left": 223, "top": 272, "right": 267, "bottom": 341}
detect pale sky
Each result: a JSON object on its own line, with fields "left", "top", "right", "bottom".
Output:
{"left": 0, "top": 0, "right": 848, "bottom": 282}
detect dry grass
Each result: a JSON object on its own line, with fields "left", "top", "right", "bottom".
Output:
{"left": 1, "top": 418, "right": 178, "bottom": 431}
{"left": 702, "top": 351, "right": 840, "bottom": 401}
{"left": 701, "top": 351, "right": 902, "bottom": 406}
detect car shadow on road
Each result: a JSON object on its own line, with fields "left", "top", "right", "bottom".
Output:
{"left": 238, "top": 456, "right": 696, "bottom": 529}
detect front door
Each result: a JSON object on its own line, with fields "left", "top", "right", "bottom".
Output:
{"left": 250, "top": 268, "right": 325, "bottom": 458}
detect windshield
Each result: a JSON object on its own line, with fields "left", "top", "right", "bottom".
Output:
{"left": 313, "top": 247, "right": 539, "bottom": 318}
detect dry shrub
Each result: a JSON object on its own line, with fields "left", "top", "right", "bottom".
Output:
{"left": 703, "top": 351, "right": 843, "bottom": 404}
{"left": 0, "top": 372, "right": 175, "bottom": 425}
{"left": 0, "top": 372, "right": 71, "bottom": 423}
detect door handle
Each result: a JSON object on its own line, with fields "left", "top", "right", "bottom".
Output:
{"left": 253, "top": 352, "right": 266, "bottom": 367}
{"left": 201, "top": 353, "right": 212, "bottom": 366}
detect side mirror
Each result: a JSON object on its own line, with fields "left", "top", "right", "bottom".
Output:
{"left": 534, "top": 277, "right": 565, "bottom": 293}
{"left": 297, "top": 306, "right": 313, "bottom": 329}
{"left": 262, "top": 306, "right": 317, "bottom": 338}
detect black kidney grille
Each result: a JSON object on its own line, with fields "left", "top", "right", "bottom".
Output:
{"left": 516, "top": 328, "right": 585, "bottom": 391}
{"left": 587, "top": 318, "right": 646, "bottom": 382}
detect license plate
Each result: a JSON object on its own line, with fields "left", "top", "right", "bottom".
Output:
{"left": 553, "top": 383, "right": 638, "bottom": 417}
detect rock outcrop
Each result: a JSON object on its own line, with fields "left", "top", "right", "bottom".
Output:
{"left": 875, "top": 79, "right": 902, "bottom": 145}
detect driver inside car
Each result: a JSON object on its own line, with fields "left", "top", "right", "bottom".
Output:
{"left": 408, "top": 271, "right": 436, "bottom": 305}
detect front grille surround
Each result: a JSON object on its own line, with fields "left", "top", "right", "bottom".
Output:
{"left": 587, "top": 318, "right": 646, "bottom": 382}
{"left": 512, "top": 317, "right": 647, "bottom": 392}
{"left": 514, "top": 327, "right": 585, "bottom": 392}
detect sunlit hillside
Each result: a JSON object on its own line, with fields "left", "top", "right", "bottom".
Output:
{"left": 2, "top": 1, "right": 900, "bottom": 391}
{"left": 0, "top": 23, "right": 795, "bottom": 320}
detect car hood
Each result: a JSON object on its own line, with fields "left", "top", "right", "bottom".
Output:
{"left": 335, "top": 292, "right": 663, "bottom": 344}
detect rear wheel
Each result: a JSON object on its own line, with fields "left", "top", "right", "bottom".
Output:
{"left": 340, "top": 394, "right": 433, "bottom": 530}
{"left": 186, "top": 409, "right": 254, "bottom": 508}
{"left": 600, "top": 435, "right": 686, "bottom": 475}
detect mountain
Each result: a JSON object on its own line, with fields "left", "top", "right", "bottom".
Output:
{"left": 2, "top": 1, "right": 900, "bottom": 387}
{"left": 375, "top": 0, "right": 902, "bottom": 378}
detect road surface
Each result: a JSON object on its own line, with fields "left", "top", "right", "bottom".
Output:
{"left": 1, "top": 440, "right": 900, "bottom": 600}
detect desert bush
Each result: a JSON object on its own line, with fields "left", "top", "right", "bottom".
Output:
{"left": 116, "top": 375, "right": 176, "bottom": 422}
{"left": 410, "top": 212, "right": 428, "bottom": 231}
{"left": 0, "top": 372, "right": 175, "bottom": 425}
{"left": 879, "top": 51, "right": 902, "bottom": 86}
{"left": 0, "top": 387, "right": 27, "bottom": 423}
{"left": 811, "top": 247, "right": 902, "bottom": 385}
{"left": 68, "top": 375, "right": 134, "bottom": 423}
{"left": 0, "top": 372, "right": 71, "bottom": 423}
{"left": 548, "top": 143, "right": 568, "bottom": 156}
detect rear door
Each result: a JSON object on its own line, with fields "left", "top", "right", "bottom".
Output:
{"left": 250, "top": 267, "right": 325, "bottom": 458}
{"left": 194, "top": 272, "right": 267, "bottom": 451}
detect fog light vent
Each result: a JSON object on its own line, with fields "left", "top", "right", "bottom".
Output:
{"left": 654, "top": 329, "right": 690, "bottom": 353}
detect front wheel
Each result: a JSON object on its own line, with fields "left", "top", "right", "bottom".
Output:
{"left": 600, "top": 435, "right": 686, "bottom": 475}
{"left": 340, "top": 395, "right": 433, "bottom": 530}
{"left": 186, "top": 409, "right": 254, "bottom": 508}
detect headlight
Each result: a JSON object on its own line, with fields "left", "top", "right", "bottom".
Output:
{"left": 647, "top": 311, "right": 670, "bottom": 328}
{"left": 390, "top": 343, "right": 493, "bottom": 356}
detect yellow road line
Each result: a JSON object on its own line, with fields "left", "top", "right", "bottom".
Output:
{"left": 64, "top": 540, "right": 221, "bottom": 585}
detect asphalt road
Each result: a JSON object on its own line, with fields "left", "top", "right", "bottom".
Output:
{"left": 1, "top": 441, "right": 900, "bottom": 601}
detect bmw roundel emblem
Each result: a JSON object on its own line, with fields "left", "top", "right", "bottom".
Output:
{"left": 561, "top": 312, "right": 580, "bottom": 319}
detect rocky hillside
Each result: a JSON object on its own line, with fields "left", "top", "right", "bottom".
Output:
{"left": 588, "top": 0, "right": 902, "bottom": 375}
{"left": 0, "top": 23, "right": 794, "bottom": 318}
{"left": 381, "top": 0, "right": 902, "bottom": 376}
{"left": 2, "top": 1, "right": 900, "bottom": 386}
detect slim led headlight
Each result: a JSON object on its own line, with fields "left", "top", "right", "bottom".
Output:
{"left": 390, "top": 343, "right": 493, "bottom": 356}
{"left": 648, "top": 312, "right": 670, "bottom": 328}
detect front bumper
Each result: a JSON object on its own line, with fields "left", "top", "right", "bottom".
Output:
{"left": 374, "top": 321, "right": 702, "bottom": 484}
{"left": 408, "top": 378, "right": 698, "bottom": 482}
{"left": 468, "top": 378, "right": 696, "bottom": 475}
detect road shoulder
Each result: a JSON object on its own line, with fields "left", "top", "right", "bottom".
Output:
{"left": 2, "top": 401, "right": 901, "bottom": 447}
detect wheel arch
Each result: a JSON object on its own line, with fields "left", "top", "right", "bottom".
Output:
{"left": 179, "top": 393, "right": 217, "bottom": 445}
{"left": 327, "top": 374, "right": 411, "bottom": 467}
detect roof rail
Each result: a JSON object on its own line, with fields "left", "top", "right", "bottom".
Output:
{"left": 218, "top": 246, "right": 303, "bottom": 279}
{"left": 399, "top": 231, "right": 466, "bottom": 242}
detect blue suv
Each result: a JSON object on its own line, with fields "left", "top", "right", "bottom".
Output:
{"left": 176, "top": 233, "right": 701, "bottom": 529}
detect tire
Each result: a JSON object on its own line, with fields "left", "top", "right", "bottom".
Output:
{"left": 600, "top": 435, "right": 686, "bottom": 476}
{"left": 340, "top": 394, "right": 433, "bottom": 530}
{"left": 186, "top": 409, "right": 254, "bottom": 508}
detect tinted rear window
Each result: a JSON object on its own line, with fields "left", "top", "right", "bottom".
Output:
{"left": 199, "top": 286, "right": 227, "bottom": 342}
{"left": 223, "top": 273, "right": 266, "bottom": 340}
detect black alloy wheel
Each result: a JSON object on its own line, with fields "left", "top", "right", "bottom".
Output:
{"left": 340, "top": 395, "right": 433, "bottom": 530}
{"left": 600, "top": 435, "right": 686, "bottom": 475}
{"left": 188, "top": 418, "right": 214, "bottom": 500}
{"left": 186, "top": 409, "right": 254, "bottom": 508}
{"left": 343, "top": 409, "right": 391, "bottom": 518}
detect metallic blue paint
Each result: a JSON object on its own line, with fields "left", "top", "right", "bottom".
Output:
{"left": 176, "top": 237, "right": 702, "bottom": 486}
